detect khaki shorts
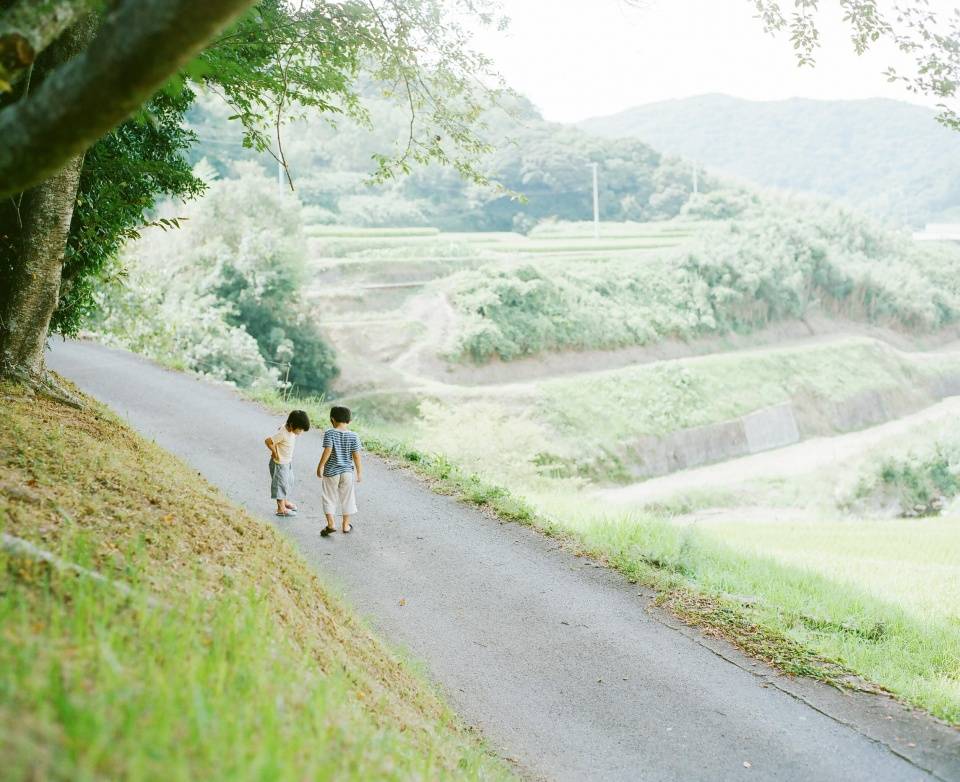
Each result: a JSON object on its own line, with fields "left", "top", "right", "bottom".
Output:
{"left": 321, "top": 471, "right": 357, "bottom": 516}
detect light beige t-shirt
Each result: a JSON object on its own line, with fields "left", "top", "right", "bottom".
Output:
{"left": 270, "top": 427, "right": 297, "bottom": 464}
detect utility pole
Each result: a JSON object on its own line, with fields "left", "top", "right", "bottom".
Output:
{"left": 591, "top": 162, "right": 600, "bottom": 239}
{"left": 692, "top": 162, "right": 699, "bottom": 195}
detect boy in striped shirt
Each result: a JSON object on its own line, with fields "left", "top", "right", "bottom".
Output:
{"left": 316, "top": 405, "right": 363, "bottom": 536}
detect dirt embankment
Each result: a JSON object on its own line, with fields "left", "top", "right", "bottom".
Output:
{"left": 436, "top": 314, "right": 960, "bottom": 387}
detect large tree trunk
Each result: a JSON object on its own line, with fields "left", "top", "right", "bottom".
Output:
{"left": 0, "top": 16, "right": 92, "bottom": 385}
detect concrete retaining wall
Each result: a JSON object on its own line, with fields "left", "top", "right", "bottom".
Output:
{"left": 619, "top": 375, "right": 960, "bottom": 480}
{"left": 621, "top": 403, "right": 801, "bottom": 480}
{"left": 742, "top": 403, "right": 800, "bottom": 453}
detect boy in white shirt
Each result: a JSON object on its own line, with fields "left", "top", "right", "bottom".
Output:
{"left": 264, "top": 410, "right": 310, "bottom": 517}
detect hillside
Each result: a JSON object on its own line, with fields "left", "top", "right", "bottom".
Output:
{"left": 185, "top": 90, "right": 715, "bottom": 232}
{"left": 579, "top": 94, "right": 960, "bottom": 228}
{"left": 0, "top": 384, "right": 510, "bottom": 780}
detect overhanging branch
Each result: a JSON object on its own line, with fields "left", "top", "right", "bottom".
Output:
{"left": 0, "top": 0, "right": 256, "bottom": 199}
{"left": 0, "top": 0, "right": 97, "bottom": 89}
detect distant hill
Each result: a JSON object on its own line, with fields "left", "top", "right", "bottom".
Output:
{"left": 186, "top": 91, "right": 713, "bottom": 231}
{"left": 579, "top": 94, "right": 960, "bottom": 228}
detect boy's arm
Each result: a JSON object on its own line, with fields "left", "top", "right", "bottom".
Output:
{"left": 352, "top": 450, "right": 362, "bottom": 482}
{"left": 264, "top": 437, "right": 280, "bottom": 462}
{"left": 316, "top": 447, "right": 332, "bottom": 477}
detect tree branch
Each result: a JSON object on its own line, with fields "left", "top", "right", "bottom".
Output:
{"left": 0, "top": 0, "right": 256, "bottom": 199}
{"left": 0, "top": 0, "right": 96, "bottom": 89}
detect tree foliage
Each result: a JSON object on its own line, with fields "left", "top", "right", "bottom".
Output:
{"left": 47, "top": 0, "right": 505, "bottom": 338}
{"left": 58, "top": 85, "right": 204, "bottom": 335}
{"left": 93, "top": 165, "right": 339, "bottom": 395}
{"left": 750, "top": 0, "right": 960, "bottom": 129}
{"left": 188, "top": 89, "right": 712, "bottom": 231}
{"left": 193, "top": 0, "right": 504, "bottom": 184}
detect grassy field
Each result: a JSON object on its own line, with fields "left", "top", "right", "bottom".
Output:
{"left": 536, "top": 337, "right": 949, "bottom": 442}
{"left": 360, "top": 338, "right": 960, "bottom": 491}
{"left": 0, "top": 386, "right": 511, "bottom": 781}
{"left": 337, "top": 423, "right": 960, "bottom": 726}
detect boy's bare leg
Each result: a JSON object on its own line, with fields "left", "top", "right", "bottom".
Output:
{"left": 342, "top": 514, "right": 351, "bottom": 532}
{"left": 324, "top": 513, "right": 336, "bottom": 531}
{"left": 276, "top": 500, "right": 286, "bottom": 515}
{"left": 283, "top": 499, "right": 297, "bottom": 511}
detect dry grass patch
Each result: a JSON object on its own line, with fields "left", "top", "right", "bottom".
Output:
{"left": 0, "top": 384, "right": 510, "bottom": 781}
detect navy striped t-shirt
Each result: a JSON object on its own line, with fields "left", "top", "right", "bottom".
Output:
{"left": 321, "top": 428, "right": 362, "bottom": 477}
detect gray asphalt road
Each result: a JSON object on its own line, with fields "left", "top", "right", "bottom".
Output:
{"left": 49, "top": 340, "right": 960, "bottom": 782}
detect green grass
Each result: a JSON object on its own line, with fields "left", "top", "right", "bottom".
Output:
{"left": 349, "top": 424, "right": 960, "bottom": 725}
{"left": 305, "top": 226, "right": 441, "bottom": 237}
{"left": 369, "top": 339, "right": 960, "bottom": 491}
{"left": 0, "top": 387, "right": 512, "bottom": 781}
{"left": 536, "top": 338, "right": 944, "bottom": 444}
{"left": 693, "top": 515, "right": 960, "bottom": 720}
{"left": 527, "top": 219, "right": 701, "bottom": 239}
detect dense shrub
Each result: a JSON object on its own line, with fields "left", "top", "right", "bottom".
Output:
{"left": 94, "top": 269, "right": 275, "bottom": 390}
{"left": 845, "top": 439, "right": 960, "bottom": 517}
{"left": 681, "top": 189, "right": 759, "bottom": 220}
{"left": 94, "top": 165, "right": 338, "bottom": 394}
{"left": 451, "top": 198, "right": 960, "bottom": 362}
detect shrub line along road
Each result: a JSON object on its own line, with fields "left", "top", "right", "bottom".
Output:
{"left": 49, "top": 340, "right": 960, "bottom": 782}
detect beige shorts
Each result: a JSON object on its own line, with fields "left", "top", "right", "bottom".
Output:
{"left": 321, "top": 471, "right": 357, "bottom": 516}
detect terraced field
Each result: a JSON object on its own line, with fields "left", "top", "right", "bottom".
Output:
{"left": 306, "top": 221, "right": 701, "bottom": 392}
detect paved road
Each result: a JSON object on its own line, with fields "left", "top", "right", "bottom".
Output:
{"left": 49, "top": 341, "right": 960, "bottom": 782}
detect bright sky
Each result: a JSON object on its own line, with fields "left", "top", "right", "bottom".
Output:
{"left": 470, "top": 0, "right": 950, "bottom": 122}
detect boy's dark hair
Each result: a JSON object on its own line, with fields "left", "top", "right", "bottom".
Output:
{"left": 330, "top": 405, "right": 351, "bottom": 424}
{"left": 286, "top": 410, "right": 310, "bottom": 431}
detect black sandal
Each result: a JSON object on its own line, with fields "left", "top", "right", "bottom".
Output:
{"left": 321, "top": 526, "right": 336, "bottom": 537}
{"left": 342, "top": 524, "right": 353, "bottom": 534}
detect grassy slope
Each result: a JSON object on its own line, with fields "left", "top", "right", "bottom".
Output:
{"left": 348, "top": 427, "right": 960, "bottom": 726}
{"left": 381, "top": 338, "right": 960, "bottom": 493}
{"left": 0, "top": 386, "right": 510, "bottom": 781}
{"left": 537, "top": 337, "right": 949, "bottom": 443}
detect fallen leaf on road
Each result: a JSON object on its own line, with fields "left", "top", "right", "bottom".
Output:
{"left": 743, "top": 761, "right": 752, "bottom": 769}
{"left": 399, "top": 598, "right": 406, "bottom": 606}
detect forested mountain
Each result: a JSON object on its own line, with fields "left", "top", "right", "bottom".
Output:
{"left": 579, "top": 94, "right": 960, "bottom": 228}
{"left": 185, "top": 92, "right": 719, "bottom": 231}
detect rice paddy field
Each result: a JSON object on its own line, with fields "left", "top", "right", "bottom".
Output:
{"left": 303, "top": 218, "right": 960, "bottom": 724}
